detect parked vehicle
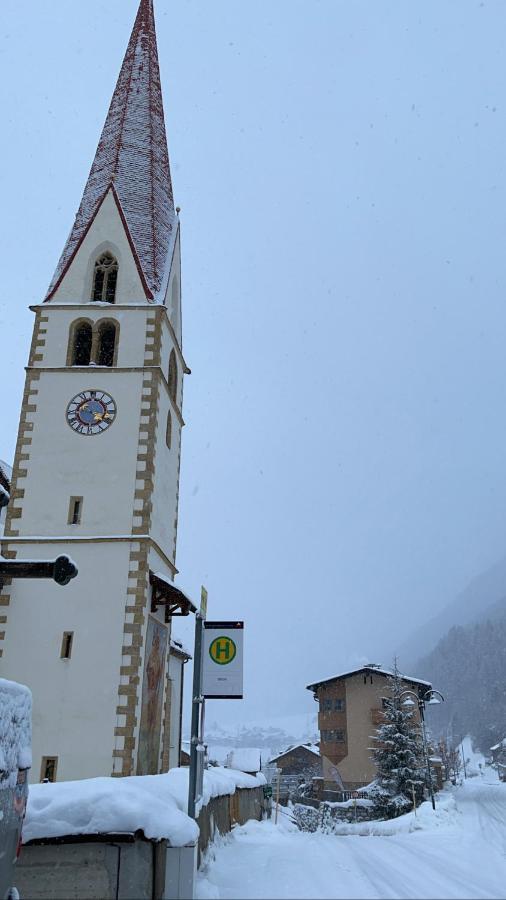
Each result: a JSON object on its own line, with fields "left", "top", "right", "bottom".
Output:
{"left": 0, "top": 678, "right": 31, "bottom": 900}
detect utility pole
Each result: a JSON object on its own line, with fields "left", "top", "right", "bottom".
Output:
{"left": 188, "top": 587, "right": 207, "bottom": 819}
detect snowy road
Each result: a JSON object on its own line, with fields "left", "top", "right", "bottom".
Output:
{"left": 197, "top": 776, "right": 506, "bottom": 899}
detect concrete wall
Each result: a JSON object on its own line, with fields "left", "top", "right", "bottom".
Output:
{"left": 14, "top": 787, "right": 265, "bottom": 899}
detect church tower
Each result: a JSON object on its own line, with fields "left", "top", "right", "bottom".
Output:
{"left": 0, "top": 0, "right": 194, "bottom": 782}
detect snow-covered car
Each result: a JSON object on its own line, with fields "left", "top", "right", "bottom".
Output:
{"left": 0, "top": 678, "right": 31, "bottom": 900}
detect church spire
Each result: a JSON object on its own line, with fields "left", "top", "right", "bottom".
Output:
{"left": 45, "top": 0, "right": 175, "bottom": 302}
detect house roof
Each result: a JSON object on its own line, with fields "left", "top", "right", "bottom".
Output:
{"left": 45, "top": 0, "right": 176, "bottom": 303}
{"left": 306, "top": 665, "right": 432, "bottom": 693}
{"left": 170, "top": 636, "right": 191, "bottom": 660}
{"left": 268, "top": 743, "right": 320, "bottom": 764}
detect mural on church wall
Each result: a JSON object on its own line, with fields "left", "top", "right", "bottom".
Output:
{"left": 137, "top": 615, "right": 168, "bottom": 775}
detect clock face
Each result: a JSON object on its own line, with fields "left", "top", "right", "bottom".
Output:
{"left": 66, "top": 390, "right": 117, "bottom": 436}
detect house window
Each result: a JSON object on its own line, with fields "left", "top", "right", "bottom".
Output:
{"left": 71, "top": 322, "right": 92, "bottom": 366}
{"left": 60, "top": 631, "right": 74, "bottom": 659}
{"left": 166, "top": 410, "right": 172, "bottom": 449}
{"left": 321, "top": 729, "right": 346, "bottom": 743}
{"left": 334, "top": 698, "right": 345, "bottom": 712}
{"left": 322, "top": 698, "right": 332, "bottom": 712}
{"left": 92, "top": 253, "right": 118, "bottom": 303}
{"left": 168, "top": 349, "right": 178, "bottom": 403}
{"left": 68, "top": 496, "right": 82, "bottom": 525}
{"left": 40, "top": 756, "right": 58, "bottom": 783}
{"left": 97, "top": 321, "right": 117, "bottom": 367}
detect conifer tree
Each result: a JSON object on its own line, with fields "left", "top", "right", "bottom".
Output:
{"left": 370, "top": 662, "right": 425, "bottom": 818}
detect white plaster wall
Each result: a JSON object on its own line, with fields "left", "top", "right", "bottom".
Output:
{"left": 150, "top": 383, "right": 180, "bottom": 558}
{"left": 163, "top": 233, "right": 182, "bottom": 346}
{"left": 37, "top": 307, "right": 149, "bottom": 369}
{"left": 0, "top": 541, "right": 132, "bottom": 782}
{"left": 51, "top": 190, "right": 147, "bottom": 304}
{"left": 168, "top": 655, "right": 183, "bottom": 769}
{"left": 160, "top": 318, "right": 184, "bottom": 411}
{"left": 15, "top": 370, "right": 144, "bottom": 537}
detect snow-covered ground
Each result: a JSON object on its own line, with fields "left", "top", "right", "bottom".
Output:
{"left": 197, "top": 763, "right": 506, "bottom": 899}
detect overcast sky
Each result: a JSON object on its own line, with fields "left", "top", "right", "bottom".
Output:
{"left": 2, "top": 0, "right": 506, "bottom": 727}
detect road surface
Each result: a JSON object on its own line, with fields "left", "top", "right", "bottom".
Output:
{"left": 197, "top": 775, "right": 506, "bottom": 899}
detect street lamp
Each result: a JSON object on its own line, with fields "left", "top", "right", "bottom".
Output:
{"left": 400, "top": 688, "right": 445, "bottom": 811}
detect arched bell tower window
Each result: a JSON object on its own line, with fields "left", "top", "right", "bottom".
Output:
{"left": 70, "top": 321, "right": 92, "bottom": 366}
{"left": 97, "top": 321, "right": 117, "bottom": 367}
{"left": 168, "top": 350, "right": 178, "bottom": 403}
{"left": 92, "top": 252, "right": 118, "bottom": 303}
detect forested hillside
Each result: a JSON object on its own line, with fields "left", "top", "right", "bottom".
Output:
{"left": 417, "top": 613, "right": 506, "bottom": 752}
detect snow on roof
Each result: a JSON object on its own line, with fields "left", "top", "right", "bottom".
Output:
{"left": 306, "top": 666, "right": 432, "bottom": 691}
{"left": 269, "top": 743, "right": 320, "bottom": 763}
{"left": 0, "top": 678, "right": 32, "bottom": 788}
{"left": 44, "top": 0, "right": 176, "bottom": 303}
{"left": 225, "top": 748, "right": 263, "bottom": 774}
{"left": 23, "top": 766, "right": 265, "bottom": 845}
{"left": 170, "top": 636, "right": 191, "bottom": 659}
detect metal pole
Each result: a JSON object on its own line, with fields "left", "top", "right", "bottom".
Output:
{"left": 188, "top": 610, "right": 204, "bottom": 819}
{"left": 461, "top": 740, "right": 467, "bottom": 779}
{"left": 274, "top": 770, "right": 281, "bottom": 824}
{"left": 419, "top": 702, "right": 436, "bottom": 811}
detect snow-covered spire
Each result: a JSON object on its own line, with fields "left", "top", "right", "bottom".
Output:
{"left": 45, "top": 0, "right": 175, "bottom": 302}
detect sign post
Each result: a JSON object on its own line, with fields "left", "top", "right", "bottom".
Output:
{"left": 187, "top": 588, "right": 207, "bottom": 820}
{"left": 188, "top": 608, "right": 244, "bottom": 819}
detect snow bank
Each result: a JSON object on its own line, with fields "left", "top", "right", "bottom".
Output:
{"left": 225, "top": 748, "right": 262, "bottom": 773}
{"left": 24, "top": 766, "right": 265, "bottom": 845}
{"left": 327, "top": 790, "right": 458, "bottom": 836}
{"left": 458, "top": 735, "right": 486, "bottom": 777}
{"left": 0, "top": 677, "right": 32, "bottom": 788}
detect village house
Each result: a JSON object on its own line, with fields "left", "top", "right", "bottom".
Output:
{"left": 268, "top": 743, "right": 322, "bottom": 780}
{"left": 307, "top": 664, "right": 432, "bottom": 790}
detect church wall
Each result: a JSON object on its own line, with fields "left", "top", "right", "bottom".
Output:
{"left": 36, "top": 306, "right": 148, "bottom": 370}
{"left": 150, "top": 382, "right": 180, "bottom": 559}
{"left": 9, "top": 370, "right": 144, "bottom": 538}
{"left": 0, "top": 540, "right": 132, "bottom": 782}
{"left": 163, "top": 230, "right": 182, "bottom": 346}
{"left": 51, "top": 190, "right": 147, "bottom": 305}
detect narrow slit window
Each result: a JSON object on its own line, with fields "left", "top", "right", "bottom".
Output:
{"left": 168, "top": 349, "right": 178, "bottom": 402}
{"left": 60, "top": 631, "right": 74, "bottom": 659}
{"left": 166, "top": 410, "right": 172, "bottom": 449}
{"left": 92, "top": 253, "right": 118, "bottom": 304}
{"left": 68, "top": 496, "right": 83, "bottom": 525}
{"left": 40, "top": 756, "right": 58, "bottom": 783}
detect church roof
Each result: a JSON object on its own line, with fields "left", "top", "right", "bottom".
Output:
{"left": 45, "top": 0, "right": 176, "bottom": 303}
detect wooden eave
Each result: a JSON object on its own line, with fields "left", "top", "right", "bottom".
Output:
{"left": 149, "top": 571, "right": 196, "bottom": 622}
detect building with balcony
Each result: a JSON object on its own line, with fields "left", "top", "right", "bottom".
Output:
{"left": 307, "top": 664, "right": 432, "bottom": 790}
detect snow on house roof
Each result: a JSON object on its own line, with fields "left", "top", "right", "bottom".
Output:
{"left": 225, "top": 748, "right": 263, "bottom": 774}
{"left": 23, "top": 766, "right": 265, "bottom": 846}
{"left": 44, "top": 0, "right": 176, "bottom": 303}
{"left": 268, "top": 743, "right": 320, "bottom": 763}
{"left": 306, "top": 665, "right": 432, "bottom": 692}
{"left": 170, "top": 636, "right": 191, "bottom": 659}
